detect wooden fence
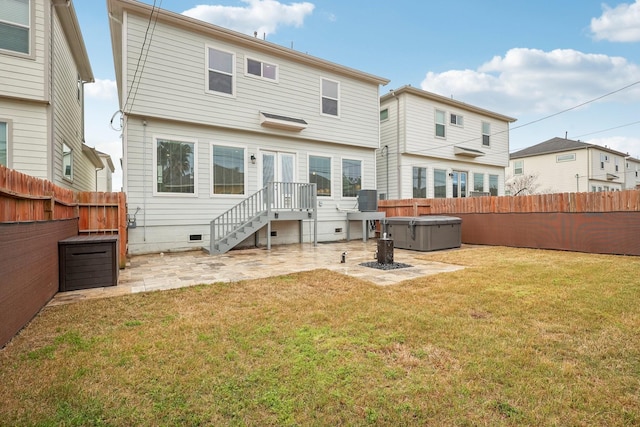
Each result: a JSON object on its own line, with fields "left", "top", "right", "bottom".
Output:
{"left": 0, "top": 165, "right": 127, "bottom": 267}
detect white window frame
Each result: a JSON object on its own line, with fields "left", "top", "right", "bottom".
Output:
{"left": 210, "top": 142, "right": 247, "bottom": 197}
{"left": 412, "top": 166, "right": 427, "bottom": 198}
{"left": 153, "top": 136, "right": 198, "bottom": 197}
{"left": 482, "top": 121, "right": 491, "bottom": 147}
{"left": 556, "top": 153, "right": 576, "bottom": 162}
{"left": 435, "top": 109, "right": 446, "bottom": 138}
{"left": 0, "top": 119, "right": 9, "bottom": 168}
{"left": 341, "top": 157, "right": 362, "bottom": 198}
{"left": 308, "top": 153, "right": 333, "bottom": 198}
{"left": 62, "top": 142, "right": 73, "bottom": 182}
{"left": 320, "top": 78, "right": 340, "bottom": 117}
{"left": 0, "top": 0, "right": 31, "bottom": 56}
{"left": 615, "top": 157, "right": 619, "bottom": 172}
{"left": 450, "top": 113, "right": 464, "bottom": 127}
{"left": 380, "top": 108, "right": 389, "bottom": 122}
{"left": 514, "top": 160, "right": 523, "bottom": 175}
{"left": 206, "top": 45, "right": 235, "bottom": 97}
{"left": 473, "top": 172, "right": 484, "bottom": 192}
{"left": 489, "top": 174, "right": 499, "bottom": 196}
{"left": 245, "top": 57, "right": 278, "bottom": 82}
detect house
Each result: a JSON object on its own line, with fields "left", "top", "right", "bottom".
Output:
{"left": 378, "top": 86, "right": 516, "bottom": 200}
{"left": 508, "top": 137, "right": 628, "bottom": 194}
{"left": 107, "top": 0, "right": 389, "bottom": 255}
{"left": 0, "top": 0, "right": 107, "bottom": 191}
{"left": 624, "top": 156, "right": 640, "bottom": 190}
{"left": 96, "top": 149, "right": 115, "bottom": 192}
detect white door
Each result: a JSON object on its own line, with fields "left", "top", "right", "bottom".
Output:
{"left": 262, "top": 151, "right": 296, "bottom": 208}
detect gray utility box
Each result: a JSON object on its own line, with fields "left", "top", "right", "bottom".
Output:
{"left": 382, "top": 216, "right": 462, "bottom": 252}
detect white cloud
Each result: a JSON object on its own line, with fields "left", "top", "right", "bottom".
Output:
{"left": 591, "top": 0, "right": 640, "bottom": 42}
{"left": 588, "top": 136, "right": 640, "bottom": 158}
{"left": 182, "top": 0, "right": 315, "bottom": 37}
{"left": 85, "top": 78, "right": 117, "bottom": 100}
{"left": 421, "top": 48, "right": 640, "bottom": 116}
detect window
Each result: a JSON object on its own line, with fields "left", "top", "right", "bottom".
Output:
{"left": 489, "top": 174, "right": 498, "bottom": 196}
{"left": 450, "top": 113, "right": 463, "bottom": 126}
{"left": 321, "top": 78, "right": 339, "bottom": 116}
{"left": 62, "top": 142, "right": 73, "bottom": 181}
{"left": 0, "top": 0, "right": 29, "bottom": 54}
{"left": 309, "top": 155, "right": 331, "bottom": 196}
{"left": 434, "top": 169, "right": 446, "bottom": 198}
{"left": 474, "top": 173, "right": 484, "bottom": 192}
{"left": 0, "top": 121, "right": 7, "bottom": 166}
{"left": 615, "top": 157, "right": 619, "bottom": 172}
{"left": 212, "top": 145, "right": 244, "bottom": 195}
{"left": 514, "top": 160, "right": 523, "bottom": 175}
{"left": 380, "top": 108, "right": 389, "bottom": 121}
{"left": 246, "top": 57, "right": 277, "bottom": 80}
{"left": 207, "top": 47, "right": 234, "bottom": 95}
{"left": 557, "top": 153, "right": 575, "bottom": 162}
{"left": 342, "top": 159, "right": 361, "bottom": 197}
{"left": 435, "top": 110, "right": 446, "bottom": 138}
{"left": 156, "top": 139, "right": 195, "bottom": 194}
{"left": 412, "top": 167, "right": 427, "bottom": 198}
{"left": 600, "top": 153, "right": 608, "bottom": 169}
{"left": 592, "top": 186, "right": 597, "bottom": 192}
{"left": 482, "top": 122, "right": 490, "bottom": 146}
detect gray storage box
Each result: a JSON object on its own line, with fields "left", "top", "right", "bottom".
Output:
{"left": 382, "top": 216, "right": 461, "bottom": 251}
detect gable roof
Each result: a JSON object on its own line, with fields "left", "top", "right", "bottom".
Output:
{"left": 54, "top": 0, "right": 93, "bottom": 82}
{"left": 380, "top": 85, "right": 517, "bottom": 123}
{"left": 510, "top": 137, "right": 628, "bottom": 159}
{"left": 107, "top": 0, "right": 389, "bottom": 104}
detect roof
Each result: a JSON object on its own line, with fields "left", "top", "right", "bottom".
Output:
{"left": 510, "top": 137, "right": 629, "bottom": 159}
{"left": 54, "top": 0, "right": 93, "bottom": 82}
{"left": 380, "top": 85, "right": 517, "bottom": 123}
{"left": 95, "top": 149, "right": 116, "bottom": 172}
{"left": 107, "top": 0, "right": 389, "bottom": 103}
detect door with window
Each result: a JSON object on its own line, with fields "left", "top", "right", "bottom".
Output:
{"left": 262, "top": 151, "right": 296, "bottom": 208}
{"left": 452, "top": 171, "right": 467, "bottom": 198}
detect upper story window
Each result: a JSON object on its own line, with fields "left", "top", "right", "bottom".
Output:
{"left": 0, "top": 0, "right": 30, "bottom": 55}
{"left": 156, "top": 138, "right": 196, "bottom": 195}
{"left": 342, "top": 158, "right": 361, "bottom": 197}
{"left": 482, "top": 122, "right": 491, "bottom": 146}
{"left": 321, "top": 78, "right": 339, "bottom": 116}
{"left": 450, "top": 113, "right": 463, "bottom": 127}
{"left": 246, "top": 57, "right": 277, "bottom": 81}
{"left": 62, "top": 142, "right": 73, "bottom": 181}
{"left": 0, "top": 121, "right": 7, "bottom": 166}
{"left": 514, "top": 160, "right": 523, "bottom": 175}
{"left": 600, "top": 153, "right": 608, "bottom": 169}
{"left": 207, "top": 47, "right": 234, "bottom": 96}
{"left": 615, "top": 157, "right": 619, "bottom": 172}
{"left": 556, "top": 153, "right": 575, "bottom": 162}
{"left": 309, "top": 155, "right": 331, "bottom": 196}
{"left": 380, "top": 108, "right": 389, "bottom": 121}
{"left": 435, "top": 110, "right": 446, "bottom": 138}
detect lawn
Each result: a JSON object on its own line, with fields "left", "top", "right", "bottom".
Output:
{"left": 1, "top": 246, "right": 639, "bottom": 426}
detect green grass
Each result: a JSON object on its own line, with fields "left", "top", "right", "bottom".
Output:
{"left": 1, "top": 246, "right": 639, "bottom": 426}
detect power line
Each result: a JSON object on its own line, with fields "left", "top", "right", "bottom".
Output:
{"left": 574, "top": 119, "right": 640, "bottom": 139}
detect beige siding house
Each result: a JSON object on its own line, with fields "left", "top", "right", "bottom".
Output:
{"left": 378, "top": 86, "right": 516, "bottom": 200}
{"left": 508, "top": 137, "right": 628, "bottom": 194}
{"left": 107, "top": 0, "right": 389, "bottom": 254}
{"left": 624, "top": 156, "right": 640, "bottom": 190}
{"left": 0, "top": 0, "right": 106, "bottom": 190}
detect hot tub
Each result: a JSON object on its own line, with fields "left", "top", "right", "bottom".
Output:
{"left": 382, "top": 216, "right": 461, "bottom": 252}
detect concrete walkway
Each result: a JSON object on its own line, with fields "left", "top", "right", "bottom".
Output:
{"left": 49, "top": 240, "right": 468, "bottom": 306}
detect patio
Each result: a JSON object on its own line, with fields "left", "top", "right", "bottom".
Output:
{"left": 49, "top": 240, "right": 469, "bottom": 306}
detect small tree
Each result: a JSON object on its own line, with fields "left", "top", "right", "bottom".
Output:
{"left": 505, "top": 172, "right": 554, "bottom": 196}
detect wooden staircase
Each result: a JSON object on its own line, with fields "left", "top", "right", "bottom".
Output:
{"left": 207, "top": 182, "right": 317, "bottom": 255}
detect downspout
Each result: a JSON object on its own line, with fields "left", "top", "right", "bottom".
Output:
{"left": 49, "top": 2, "right": 55, "bottom": 182}
{"left": 391, "top": 90, "right": 400, "bottom": 198}
{"left": 142, "top": 118, "right": 147, "bottom": 241}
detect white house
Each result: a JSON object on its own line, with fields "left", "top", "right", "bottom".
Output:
{"left": 96, "top": 149, "right": 115, "bottom": 192}
{"left": 378, "top": 86, "right": 516, "bottom": 200}
{"left": 0, "top": 0, "right": 107, "bottom": 191}
{"left": 624, "top": 156, "right": 640, "bottom": 190}
{"left": 107, "top": 0, "right": 389, "bottom": 255}
{"left": 508, "top": 137, "right": 628, "bottom": 194}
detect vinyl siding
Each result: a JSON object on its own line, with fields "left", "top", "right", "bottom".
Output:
{"left": 0, "top": 0, "right": 47, "bottom": 100}
{"left": 122, "top": 13, "right": 380, "bottom": 150}
{"left": 51, "top": 9, "right": 94, "bottom": 191}
{"left": 508, "top": 150, "right": 591, "bottom": 193}
{"left": 0, "top": 99, "right": 48, "bottom": 177}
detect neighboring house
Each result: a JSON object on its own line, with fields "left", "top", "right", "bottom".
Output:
{"left": 508, "top": 137, "right": 628, "bottom": 194}
{"left": 624, "top": 156, "right": 640, "bottom": 190}
{"left": 96, "top": 149, "right": 115, "bottom": 192}
{"left": 0, "top": 0, "right": 105, "bottom": 191}
{"left": 107, "top": 0, "right": 389, "bottom": 254}
{"left": 377, "top": 86, "right": 516, "bottom": 200}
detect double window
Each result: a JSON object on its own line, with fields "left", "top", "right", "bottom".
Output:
{"left": 450, "top": 113, "right": 463, "bottom": 127}
{"left": 342, "top": 158, "right": 361, "bottom": 197}
{"left": 309, "top": 155, "right": 331, "bottom": 196}
{"left": 207, "top": 47, "right": 234, "bottom": 95}
{"left": 212, "top": 145, "right": 245, "bottom": 195}
{"left": 246, "top": 57, "right": 277, "bottom": 81}
{"left": 155, "top": 138, "right": 196, "bottom": 194}
{"left": 0, "top": 0, "right": 30, "bottom": 54}
{"left": 321, "top": 78, "right": 339, "bottom": 116}
{"left": 413, "top": 167, "right": 426, "bottom": 198}
{"left": 0, "top": 121, "right": 7, "bottom": 166}
{"left": 435, "top": 110, "right": 446, "bottom": 138}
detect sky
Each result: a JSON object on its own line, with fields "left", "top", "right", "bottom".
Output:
{"left": 74, "top": 0, "right": 640, "bottom": 190}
